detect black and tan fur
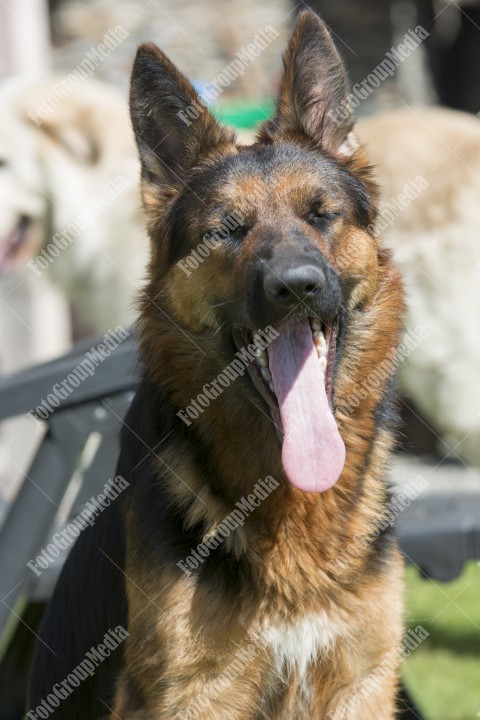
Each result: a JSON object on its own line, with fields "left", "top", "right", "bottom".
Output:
{"left": 29, "top": 11, "right": 405, "bottom": 719}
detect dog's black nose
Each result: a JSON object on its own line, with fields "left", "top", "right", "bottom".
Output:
{"left": 264, "top": 265, "right": 325, "bottom": 306}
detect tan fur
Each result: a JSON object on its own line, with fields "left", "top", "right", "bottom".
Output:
{"left": 111, "top": 11, "right": 406, "bottom": 718}
{"left": 357, "top": 107, "right": 480, "bottom": 466}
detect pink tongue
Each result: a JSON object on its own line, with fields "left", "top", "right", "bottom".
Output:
{"left": 267, "top": 319, "right": 346, "bottom": 493}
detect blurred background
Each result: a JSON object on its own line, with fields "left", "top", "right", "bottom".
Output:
{"left": 0, "top": 1, "right": 479, "bottom": 718}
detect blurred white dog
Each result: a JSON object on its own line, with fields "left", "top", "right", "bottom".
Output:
{"left": 0, "top": 77, "right": 149, "bottom": 505}
{"left": 0, "top": 76, "right": 148, "bottom": 335}
{"left": 357, "top": 107, "right": 480, "bottom": 469}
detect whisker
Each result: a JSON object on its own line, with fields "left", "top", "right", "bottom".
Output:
{"left": 211, "top": 299, "right": 237, "bottom": 308}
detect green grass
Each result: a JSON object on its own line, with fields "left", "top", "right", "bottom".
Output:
{"left": 402, "top": 561, "right": 480, "bottom": 719}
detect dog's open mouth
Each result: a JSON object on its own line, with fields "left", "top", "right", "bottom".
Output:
{"left": 232, "top": 317, "right": 346, "bottom": 493}
{"left": 0, "top": 216, "right": 31, "bottom": 271}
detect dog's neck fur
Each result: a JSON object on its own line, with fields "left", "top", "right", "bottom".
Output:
{"left": 139, "top": 262, "right": 401, "bottom": 615}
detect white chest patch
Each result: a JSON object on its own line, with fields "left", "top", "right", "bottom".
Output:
{"left": 263, "top": 611, "right": 344, "bottom": 680}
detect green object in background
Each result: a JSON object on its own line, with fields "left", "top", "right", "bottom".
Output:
{"left": 402, "top": 561, "right": 480, "bottom": 719}
{"left": 212, "top": 99, "right": 275, "bottom": 129}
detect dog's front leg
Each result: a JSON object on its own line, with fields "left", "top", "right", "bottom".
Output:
{"left": 323, "top": 677, "right": 400, "bottom": 720}
{"left": 108, "top": 665, "right": 267, "bottom": 720}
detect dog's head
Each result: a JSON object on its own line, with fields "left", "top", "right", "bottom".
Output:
{"left": 130, "top": 11, "right": 404, "bottom": 495}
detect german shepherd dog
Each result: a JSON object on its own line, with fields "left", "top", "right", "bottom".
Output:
{"left": 29, "top": 11, "right": 405, "bottom": 719}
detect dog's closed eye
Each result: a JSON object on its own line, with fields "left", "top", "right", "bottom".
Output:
{"left": 205, "top": 220, "right": 252, "bottom": 244}
{"left": 229, "top": 223, "right": 251, "bottom": 242}
{"left": 305, "top": 210, "right": 341, "bottom": 231}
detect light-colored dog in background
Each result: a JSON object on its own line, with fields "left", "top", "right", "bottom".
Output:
{"left": 358, "top": 107, "right": 480, "bottom": 469}
{"left": 0, "top": 76, "right": 148, "bottom": 343}
{"left": 0, "top": 76, "right": 148, "bottom": 507}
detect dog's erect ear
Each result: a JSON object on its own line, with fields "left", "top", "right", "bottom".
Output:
{"left": 130, "top": 44, "right": 234, "bottom": 196}
{"left": 259, "top": 11, "right": 357, "bottom": 157}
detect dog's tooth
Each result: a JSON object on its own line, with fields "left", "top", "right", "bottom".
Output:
{"left": 268, "top": 381, "right": 275, "bottom": 393}
{"left": 310, "top": 318, "right": 321, "bottom": 331}
{"left": 318, "top": 356, "right": 327, "bottom": 372}
{"left": 260, "top": 367, "right": 272, "bottom": 381}
{"left": 256, "top": 355, "right": 268, "bottom": 367}
{"left": 313, "top": 332, "right": 327, "bottom": 353}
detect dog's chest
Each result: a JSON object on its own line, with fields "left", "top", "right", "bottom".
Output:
{"left": 262, "top": 610, "right": 342, "bottom": 681}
